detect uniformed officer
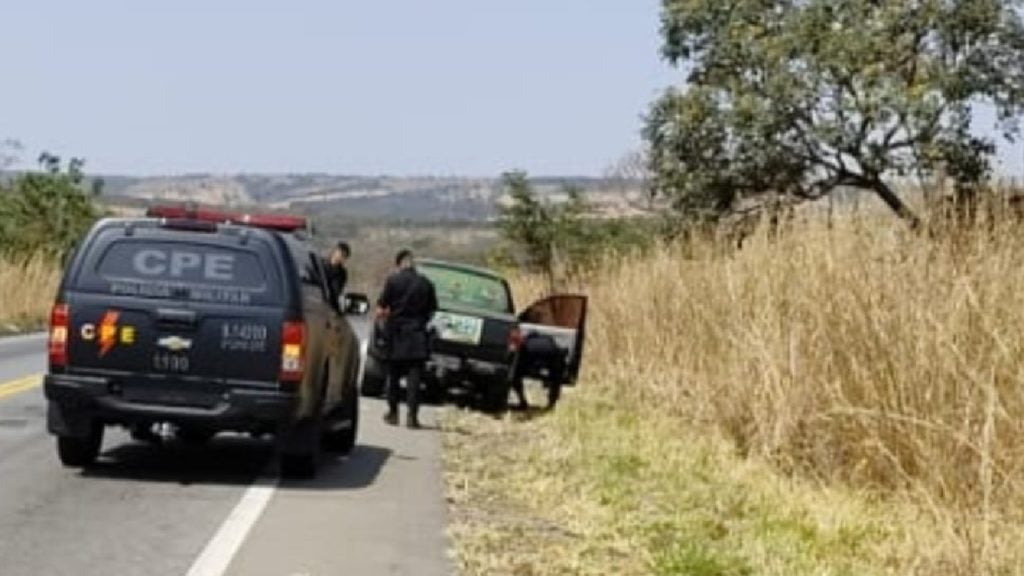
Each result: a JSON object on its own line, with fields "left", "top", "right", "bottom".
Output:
{"left": 376, "top": 249, "right": 438, "bottom": 429}
{"left": 324, "top": 241, "right": 350, "bottom": 306}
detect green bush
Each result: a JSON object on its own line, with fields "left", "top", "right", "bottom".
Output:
{"left": 0, "top": 153, "right": 100, "bottom": 258}
{"left": 495, "top": 171, "right": 654, "bottom": 285}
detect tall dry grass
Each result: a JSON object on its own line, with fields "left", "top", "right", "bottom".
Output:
{"left": 529, "top": 212, "right": 1024, "bottom": 571}
{"left": 0, "top": 254, "right": 61, "bottom": 331}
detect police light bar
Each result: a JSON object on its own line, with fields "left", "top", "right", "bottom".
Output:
{"left": 146, "top": 204, "right": 309, "bottom": 233}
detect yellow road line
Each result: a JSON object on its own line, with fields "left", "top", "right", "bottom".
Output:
{"left": 0, "top": 374, "right": 43, "bottom": 401}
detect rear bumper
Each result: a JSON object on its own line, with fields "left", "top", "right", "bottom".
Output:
{"left": 363, "top": 351, "right": 512, "bottom": 393}
{"left": 44, "top": 373, "right": 297, "bottom": 435}
{"left": 428, "top": 353, "right": 510, "bottom": 384}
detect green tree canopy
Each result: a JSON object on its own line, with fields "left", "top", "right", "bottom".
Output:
{"left": 496, "top": 171, "right": 655, "bottom": 286}
{"left": 0, "top": 152, "right": 100, "bottom": 257}
{"left": 645, "top": 0, "right": 1024, "bottom": 227}
{"left": 497, "top": 171, "right": 592, "bottom": 283}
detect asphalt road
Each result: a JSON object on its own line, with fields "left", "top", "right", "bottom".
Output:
{"left": 0, "top": 328, "right": 452, "bottom": 576}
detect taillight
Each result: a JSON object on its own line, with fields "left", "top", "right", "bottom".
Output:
{"left": 49, "top": 304, "right": 70, "bottom": 368}
{"left": 508, "top": 326, "right": 524, "bottom": 353}
{"left": 279, "top": 321, "right": 307, "bottom": 385}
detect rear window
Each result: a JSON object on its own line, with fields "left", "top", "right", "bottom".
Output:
{"left": 76, "top": 237, "right": 282, "bottom": 306}
{"left": 419, "top": 264, "right": 511, "bottom": 314}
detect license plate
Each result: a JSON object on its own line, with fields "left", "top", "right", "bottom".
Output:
{"left": 124, "top": 387, "right": 218, "bottom": 408}
{"left": 434, "top": 312, "right": 484, "bottom": 345}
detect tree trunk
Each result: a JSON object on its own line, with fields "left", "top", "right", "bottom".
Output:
{"left": 869, "top": 179, "right": 921, "bottom": 230}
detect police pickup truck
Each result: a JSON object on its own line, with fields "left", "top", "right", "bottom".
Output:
{"left": 361, "top": 258, "right": 587, "bottom": 411}
{"left": 45, "top": 205, "right": 366, "bottom": 478}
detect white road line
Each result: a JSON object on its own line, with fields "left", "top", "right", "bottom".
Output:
{"left": 0, "top": 332, "right": 46, "bottom": 344}
{"left": 185, "top": 476, "right": 278, "bottom": 576}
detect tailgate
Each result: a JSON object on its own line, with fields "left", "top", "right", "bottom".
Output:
{"left": 67, "top": 294, "right": 284, "bottom": 384}
{"left": 61, "top": 229, "right": 289, "bottom": 386}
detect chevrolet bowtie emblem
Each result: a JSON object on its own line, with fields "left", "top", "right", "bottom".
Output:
{"left": 157, "top": 336, "right": 192, "bottom": 352}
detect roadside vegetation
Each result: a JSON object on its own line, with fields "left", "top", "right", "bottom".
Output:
{"left": 0, "top": 253, "right": 61, "bottom": 333}
{"left": 446, "top": 196, "right": 1024, "bottom": 575}
{"left": 445, "top": 1, "right": 1024, "bottom": 574}
{"left": 0, "top": 151, "right": 100, "bottom": 331}
{"left": 490, "top": 170, "right": 655, "bottom": 290}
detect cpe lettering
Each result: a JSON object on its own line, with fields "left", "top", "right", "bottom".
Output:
{"left": 133, "top": 249, "right": 236, "bottom": 282}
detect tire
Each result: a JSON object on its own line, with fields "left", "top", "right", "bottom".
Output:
{"left": 280, "top": 451, "right": 317, "bottom": 479}
{"left": 279, "top": 416, "right": 323, "bottom": 480}
{"left": 177, "top": 427, "right": 216, "bottom": 447}
{"left": 423, "top": 377, "right": 444, "bottom": 405}
{"left": 130, "top": 423, "right": 160, "bottom": 444}
{"left": 57, "top": 424, "right": 103, "bottom": 468}
{"left": 324, "top": 392, "right": 359, "bottom": 455}
{"left": 482, "top": 377, "right": 510, "bottom": 414}
{"left": 360, "top": 356, "right": 386, "bottom": 398}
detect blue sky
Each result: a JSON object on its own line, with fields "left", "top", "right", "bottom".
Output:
{"left": 0, "top": 1, "right": 1020, "bottom": 177}
{"left": 0, "top": 0, "right": 675, "bottom": 177}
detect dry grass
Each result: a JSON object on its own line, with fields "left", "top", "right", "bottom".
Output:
{"left": 445, "top": 402, "right": 967, "bottom": 575}
{"left": 0, "top": 254, "right": 60, "bottom": 332}
{"left": 444, "top": 211, "right": 1024, "bottom": 575}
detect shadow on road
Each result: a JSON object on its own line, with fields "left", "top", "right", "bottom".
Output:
{"left": 279, "top": 444, "right": 391, "bottom": 491}
{"left": 80, "top": 435, "right": 391, "bottom": 490}
{"left": 82, "top": 435, "right": 272, "bottom": 486}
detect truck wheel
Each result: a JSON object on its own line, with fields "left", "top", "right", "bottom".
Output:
{"left": 482, "top": 378, "right": 510, "bottom": 414}
{"left": 280, "top": 452, "right": 316, "bottom": 479}
{"left": 280, "top": 416, "right": 323, "bottom": 480}
{"left": 130, "top": 422, "right": 160, "bottom": 444}
{"left": 424, "top": 378, "right": 445, "bottom": 405}
{"left": 324, "top": 392, "right": 359, "bottom": 455}
{"left": 57, "top": 424, "right": 104, "bottom": 468}
{"left": 280, "top": 450, "right": 317, "bottom": 479}
{"left": 360, "top": 356, "right": 386, "bottom": 397}
{"left": 177, "top": 427, "right": 216, "bottom": 447}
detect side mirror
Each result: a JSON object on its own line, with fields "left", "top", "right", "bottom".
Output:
{"left": 341, "top": 292, "right": 370, "bottom": 316}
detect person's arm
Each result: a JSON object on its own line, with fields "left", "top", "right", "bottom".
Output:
{"left": 337, "top": 266, "right": 348, "bottom": 297}
{"left": 320, "top": 258, "right": 337, "bottom": 301}
{"left": 376, "top": 274, "right": 396, "bottom": 318}
{"left": 377, "top": 275, "right": 393, "bottom": 307}
{"left": 426, "top": 279, "right": 439, "bottom": 318}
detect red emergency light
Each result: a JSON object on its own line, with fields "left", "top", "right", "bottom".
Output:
{"left": 145, "top": 204, "right": 309, "bottom": 233}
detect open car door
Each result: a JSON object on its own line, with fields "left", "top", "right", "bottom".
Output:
{"left": 516, "top": 294, "right": 588, "bottom": 386}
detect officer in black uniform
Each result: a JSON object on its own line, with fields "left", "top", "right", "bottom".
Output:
{"left": 510, "top": 333, "right": 567, "bottom": 409}
{"left": 376, "top": 249, "right": 438, "bottom": 429}
{"left": 324, "top": 241, "right": 350, "bottom": 307}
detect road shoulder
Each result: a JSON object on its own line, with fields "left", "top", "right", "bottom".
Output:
{"left": 224, "top": 399, "right": 453, "bottom": 576}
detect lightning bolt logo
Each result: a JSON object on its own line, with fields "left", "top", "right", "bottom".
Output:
{"left": 98, "top": 311, "right": 120, "bottom": 357}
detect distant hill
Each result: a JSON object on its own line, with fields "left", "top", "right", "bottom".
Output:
{"left": 97, "top": 173, "right": 648, "bottom": 222}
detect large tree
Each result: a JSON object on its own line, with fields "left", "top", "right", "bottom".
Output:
{"left": 497, "top": 171, "right": 592, "bottom": 287}
{"left": 644, "top": 0, "right": 1024, "bottom": 227}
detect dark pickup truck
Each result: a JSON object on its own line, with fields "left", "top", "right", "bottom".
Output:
{"left": 361, "top": 258, "right": 587, "bottom": 411}
{"left": 45, "top": 205, "right": 366, "bottom": 478}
